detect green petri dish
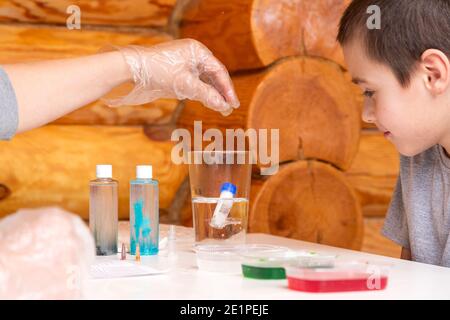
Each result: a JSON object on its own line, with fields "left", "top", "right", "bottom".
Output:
{"left": 240, "top": 250, "right": 336, "bottom": 280}
{"left": 242, "top": 264, "right": 286, "bottom": 280}
{"left": 240, "top": 250, "right": 297, "bottom": 280}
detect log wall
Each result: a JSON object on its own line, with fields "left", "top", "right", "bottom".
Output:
{"left": 0, "top": 0, "right": 401, "bottom": 257}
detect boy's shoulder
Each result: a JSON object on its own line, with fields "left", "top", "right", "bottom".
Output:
{"left": 388, "top": 144, "right": 450, "bottom": 267}
{"left": 398, "top": 145, "right": 450, "bottom": 185}
{"left": 399, "top": 144, "right": 446, "bottom": 169}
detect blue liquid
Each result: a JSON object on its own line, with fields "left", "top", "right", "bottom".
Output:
{"left": 130, "top": 178, "right": 159, "bottom": 255}
{"left": 130, "top": 199, "right": 158, "bottom": 255}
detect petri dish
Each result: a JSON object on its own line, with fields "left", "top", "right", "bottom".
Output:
{"left": 194, "top": 244, "right": 287, "bottom": 274}
{"left": 241, "top": 250, "right": 297, "bottom": 280}
{"left": 241, "top": 250, "right": 335, "bottom": 280}
{"left": 286, "top": 261, "right": 389, "bottom": 293}
{"left": 291, "top": 251, "right": 336, "bottom": 269}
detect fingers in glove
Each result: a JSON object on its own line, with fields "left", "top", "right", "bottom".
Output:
{"left": 175, "top": 73, "right": 232, "bottom": 113}
{"left": 200, "top": 55, "right": 240, "bottom": 109}
{"left": 195, "top": 79, "right": 232, "bottom": 113}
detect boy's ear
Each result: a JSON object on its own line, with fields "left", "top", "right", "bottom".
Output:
{"left": 421, "top": 49, "right": 450, "bottom": 95}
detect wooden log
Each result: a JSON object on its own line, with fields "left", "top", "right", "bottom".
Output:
{"left": 0, "top": 25, "right": 173, "bottom": 62}
{"left": 345, "top": 131, "right": 399, "bottom": 217}
{"left": 54, "top": 99, "right": 178, "bottom": 126}
{"left": 249, "top": 160, "right": 363, "bottom": 250}
{"left": 0, "top": 125, "right": 188, "bottom": 220}
{"left": 113, "top": 186, "right": 400, "bottom": 258}
{"left": 0, "top": 183, "right": 10, "bottom": 200}
{"left": 0, "top": 24, "right": 178, "bottom": 125}
{"left": 0, "top": 0, "right": 177, "bottom": 28}
{"left": 178, "top": 161, "right": 363, "bottom": 250}
{"left": 176, "top": 133, "right": 396, "bottom": 224}
{"left": 178, "top": 0, "right": 350, "bottom": 72}
{"left": 178, "top": 57, "right": 361, "bottom": 171}
{"left": 362, "top": 122, "right": 377, "bottom": 130}
{"left": 362, "top": 217, "right": 402, "bottom": 258}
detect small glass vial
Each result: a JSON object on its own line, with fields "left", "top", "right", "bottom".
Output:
{"left": 167, "top": 225, "right": 177, "bottom": 260}
{"left": 209, "top": 182, "right": 237, "bottom": 229}
{"left": 130, "top": 165, "right": 159, "bottom": 256}
{"left": 89, "top": 164, "right": 118, "bottom": 256}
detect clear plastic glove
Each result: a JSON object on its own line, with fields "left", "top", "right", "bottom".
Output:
{"left": 103, "top": 39, "right": 240, "bottom": 116}
{"left": 0, "top": 207, "right": 95, "bottom": 299}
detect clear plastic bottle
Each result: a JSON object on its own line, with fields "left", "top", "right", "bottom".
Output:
{"left": 89, "top": 164, "right": 118, "bottom": 256}
{"left": 130, "top": 165, "right": 159, "bottom": 256}
{"left": 167, "top": 225, "right": 177, "bottom": 260}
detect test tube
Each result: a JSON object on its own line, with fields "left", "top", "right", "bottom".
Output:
{"left": 209, "top": 182, "right": 237, "bottom": 229}
{"left": 121, "top": 243, "right": 127, "bottom": 260}
{"left": 167, "top": 225, "right": 177, "bottom": 259}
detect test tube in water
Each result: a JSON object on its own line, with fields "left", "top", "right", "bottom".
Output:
{"left": 209, "top": 183, "right": 237, "bottom": 229}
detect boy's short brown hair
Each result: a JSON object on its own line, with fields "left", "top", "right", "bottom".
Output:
{"left": 337, "top": 0, "right": 450, "bottom": 86}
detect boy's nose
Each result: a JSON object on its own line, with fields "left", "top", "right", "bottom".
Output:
{"left": 362, "top": 100, "right": 376, "bottom": 124}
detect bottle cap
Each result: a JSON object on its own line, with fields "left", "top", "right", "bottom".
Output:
{"left": 96, "top": 164, "right": 112, "bottom": 178}
{"left": 220, "top": 182, "right": 237, "bottom": 195}
{"left": 136, "top": 165, "right": 152, "bottom": 179}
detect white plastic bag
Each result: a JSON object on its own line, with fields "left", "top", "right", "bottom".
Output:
{"left": 0, "top": 207, "right": 95, "bottom": 299}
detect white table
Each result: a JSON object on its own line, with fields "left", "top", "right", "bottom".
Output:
{"left": 86, "top": 224, "right": 450, "bottom": 300}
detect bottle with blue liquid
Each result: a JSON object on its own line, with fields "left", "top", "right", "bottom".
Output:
{"left": 130, "top": 165, "right": 159, "bottom": 256}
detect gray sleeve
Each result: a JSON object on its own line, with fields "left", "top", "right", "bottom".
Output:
{"left": 381, "top": 175, "right": 410, "bottom": 249}
{"left": 0, "top": 67, "right": 18, "bottom": 140}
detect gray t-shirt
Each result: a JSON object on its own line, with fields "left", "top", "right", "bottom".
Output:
{"left": 382, "top": 144, "right": 450, "bottom": 267}
{"left": 0, "top": 67, "right": 18, "bottom": 140}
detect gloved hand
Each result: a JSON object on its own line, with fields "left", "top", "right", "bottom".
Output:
{"left": 103, "top": 39, "right": 240, "bottom": 116}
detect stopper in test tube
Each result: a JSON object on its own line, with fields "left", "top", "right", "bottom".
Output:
{"left": 136, "top": 243, "right": 141, "bottom": 262}
{"left": 121, "top": 243, "right": 127, "bottom": 260}
{"left": 209, "top": 182, "right": 237, "bottom": 229}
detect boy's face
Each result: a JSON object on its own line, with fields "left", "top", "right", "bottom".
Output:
{"left": 343, "top": 39, "right": 449, "bottom": 156}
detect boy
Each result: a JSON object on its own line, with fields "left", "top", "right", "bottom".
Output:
{"left": 338, "top": 0, "right": 450, "bottom": 266}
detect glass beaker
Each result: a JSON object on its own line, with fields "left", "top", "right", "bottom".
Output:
{"left": 188, "top": 151, "right": 252, "bottom": 246}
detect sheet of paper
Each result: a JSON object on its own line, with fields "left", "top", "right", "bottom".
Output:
{"left": 90, "top": 257, "right": 170, "bottom": 279}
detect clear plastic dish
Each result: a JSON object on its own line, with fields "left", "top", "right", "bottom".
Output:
{"left": 290, "top": 251, "right": 336, "bottom": 269}
{"left": 194, "top": 244, "right": 288, "bottom": 274}
{"left": 286, "top": 261, "right": 389, "bottom": 293}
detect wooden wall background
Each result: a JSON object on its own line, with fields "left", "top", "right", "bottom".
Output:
{"left": 0, "top": 0, "right": 401, "bottom": 258}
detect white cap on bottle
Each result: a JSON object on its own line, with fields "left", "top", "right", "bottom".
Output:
{"left": 136, "top": 165, "right": 152, "bottom": 179}
{"left": 96, "top": 164, "right": 112, "bottom": 178}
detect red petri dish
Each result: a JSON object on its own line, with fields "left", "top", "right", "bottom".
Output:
{"left": 286, "top": 263, "right": 389, "bottom": 293}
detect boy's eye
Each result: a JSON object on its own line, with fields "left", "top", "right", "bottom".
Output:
{"left": 363, "top": 90, "right": 375, "bottom": 98}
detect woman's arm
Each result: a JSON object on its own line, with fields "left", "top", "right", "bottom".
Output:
{"left": 3, "top": 51, "right": 131, "bottom": 133}
{"left": 3, "top": 39, "right": 240, "bottom": 135}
